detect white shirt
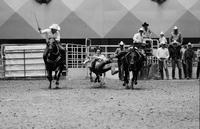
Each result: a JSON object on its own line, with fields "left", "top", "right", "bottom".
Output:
{"left": 159, "top": 36, "right": 167, "bottom": 44}
{"left": 40, "top": 28, "right": 60, "bottom": 43}
{"left": 133, "top": 33, "right": 144, "bottom": 43}
{"left": 157, "top": 47, "right": 169, "bottom": 60}
{"left": 180, "top": 47, "right": 186, "bottom": 60}
{"left": 93, "top": 54, "right": 107, "bottom": 61}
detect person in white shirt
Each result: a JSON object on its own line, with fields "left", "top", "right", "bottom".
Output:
{"left": 159, "top": 31, "right": 167, "bottom": 46}
{"left": 38, "top": 24, "right": 65, "bottom": 61}
{"left": 157, "top": 43, "right": 169, "bottom": 80}
{"left": 180, "top": 45, "right": 187, "bottom": 78}
{"left": 133, "top": 28, "right": 144, "bottom": 44}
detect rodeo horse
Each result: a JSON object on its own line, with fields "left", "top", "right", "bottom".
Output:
{"left": 39, "top": 24, "right": 66, "bottom": 89}
{"left": 116, "top": 47, "right": 146, "bottom": 89}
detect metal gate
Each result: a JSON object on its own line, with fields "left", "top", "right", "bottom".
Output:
{"left": 66, "top": 43, "right": 87, "bottom": 78}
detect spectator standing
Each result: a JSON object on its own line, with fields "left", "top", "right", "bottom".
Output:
{"left": 159, "top": 31, "right": 168, "bottom": 46}
{"left": 115, "top": 41, "right": 126, "bottom": 81}
{"left": 168, "top": 41, "right": 182, "bottom": 79}
{"left": 157, "top": 43, "right": 169, "bottom": 80}
{"left": 142, "top": 22, "right": 152, "bottom": 39}
{"left": 184, "top": 43, "right": 195, "bottom": 79}
{"left": 180, "top": 45, "right": 187, "bottom": 78}
{"left": 170, "top": 26, "right": 183, "bottom": 45}
{"left": 196, "top": 49, "right": 200, "bottom": 79}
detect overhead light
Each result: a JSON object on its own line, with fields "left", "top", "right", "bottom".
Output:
{"left": 35, "top": 0, "right": 52, "bottom": 5}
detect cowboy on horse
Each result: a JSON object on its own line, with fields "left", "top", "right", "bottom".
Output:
{"left": 38, "top": 24, "right": 65, "bottom": 89}
{"left": 38, "top": 24, "right": 65, "bottom": 62}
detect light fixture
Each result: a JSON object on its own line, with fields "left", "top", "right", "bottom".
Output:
{"left": 35, "top": 0, "right": 52, "bottom": 4}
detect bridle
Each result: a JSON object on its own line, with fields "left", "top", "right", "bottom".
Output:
{"left": 47, "top": 40, "right": 61, "bottom": 63}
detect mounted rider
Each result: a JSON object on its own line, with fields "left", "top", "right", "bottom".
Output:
{"left": 142, "top": 22, "right": 152, "bottom": 39}
{"left": 132, "top": 27, "right": 146, "bottom": 55}
{"left": 142, "top": 22, "right": 153, "bottom": 56}
{"left": 38, "top": 24, "right": 65, "bottom": 62}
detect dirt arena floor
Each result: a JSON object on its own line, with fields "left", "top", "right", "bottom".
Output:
{"left": 0, "top": 78, "right": 199, "bottom": 129}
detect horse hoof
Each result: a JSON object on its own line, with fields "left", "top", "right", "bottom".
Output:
{"left": 135, "top": 82, "right": 137, "bottom": 85}
{"left": 54, "top": 87, "right": 61, "bottom": 89}
{"left": 123, "top": 83, "right": 126, "bottom": 86}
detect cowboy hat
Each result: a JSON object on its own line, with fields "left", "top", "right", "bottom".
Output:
{"left": 119, "top": 41, "right": 124, "bottom": 46}
{"left": 160, "top": 31, "right": 164, "bottom": 35}
{"left": 173, "top": 26, "right": 178, "bottom": 30}
{"left": 49, "top": 24, "right": 61, "bottom": 31}
{"left": 188, "top": 42, "right": 192, "bottom": 46}
{"left": 142, "top": 22, "right": 149, "bottom": 27}
{"left": 138, "top": 27, "right": 144, "bottom": 32}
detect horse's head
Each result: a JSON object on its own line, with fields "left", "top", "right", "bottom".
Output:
{"left": 128, "top": 50, "right": 138, "bottom": 65}
{"left": 47, "top": 38, "right": 59, "bottom": 55}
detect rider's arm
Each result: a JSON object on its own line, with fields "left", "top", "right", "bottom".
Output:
{"left": 133, "top": 34, "right": 139, "bottom": 43}
{"left": 55, "top": 31, "right": 61, "bottom": 42}
{"left": 179, "top": 33, "right": 183, "bottom": 44}
{"left": 39, "top": 28, "right": 49, "bottom": 34}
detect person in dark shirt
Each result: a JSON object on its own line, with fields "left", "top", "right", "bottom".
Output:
{"left": 184, "top": 43, "right": 195, "bottom": 79}
{"left": 168, "top": 41, "right": 182, "bottom": 79}
{"left": 196, "top": 49, "right": 200, "bottom": 79}
{"left": 114, "top": 41, "right": 126, "bottom": 81}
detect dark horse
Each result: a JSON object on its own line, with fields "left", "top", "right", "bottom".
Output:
{"left": 121, "top": 48, "right": 146, "bottom": 89}
{"left": 43, "top": 40, "right": 65, "bottom": 89}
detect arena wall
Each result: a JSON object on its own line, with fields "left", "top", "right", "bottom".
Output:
{"left": 0, "top": 0, "right": 200, "bottom": 39}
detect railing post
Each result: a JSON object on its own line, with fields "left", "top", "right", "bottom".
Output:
{"left": 23, "top": 49, "right": 26, "bottom": 77}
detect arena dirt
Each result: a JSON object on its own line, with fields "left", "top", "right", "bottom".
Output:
{"left": 0, "top": 79, "right": 199, "bottom": 129}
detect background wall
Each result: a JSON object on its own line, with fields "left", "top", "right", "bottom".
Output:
{"left": 0, "top": 0, "right": 200, "bottom": 39}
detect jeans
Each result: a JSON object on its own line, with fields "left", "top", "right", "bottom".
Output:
{"left": 185, "top": 59, "right": 193, "bottom": 78}
{"left": 172, "top": 59, "right": 182, "bottom": 79}
{"left": 182, "top": 60, "right": 187, "bottom": 78}
{"left": 197, "top": 61, "right": 200, "bottom": 79}
{"left": 159, "top": 60, "right": 169, "bottom": 80}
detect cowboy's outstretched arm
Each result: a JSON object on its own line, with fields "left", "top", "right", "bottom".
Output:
{"left": 55, "top": 31, "right": 60, "bottom": 42}
{"left": 39, "top": 28, "right": 49, "bottom": 34}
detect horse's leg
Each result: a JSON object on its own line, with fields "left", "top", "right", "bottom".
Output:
{"left": 124, "top": 67, "right": 129, "bottom": 89}
{"left": 135, "top": 70, "right": 139, "bottom": 85}
{"left": 47, "top": 70, "right": 52, "bottom": 89}
{"left": 131, "top": 71, "right": 134, "bottom": 90}
{"left": 55, "top": 66, "right": 63, "bottom": 89}
{"left": 100, "top": 74, "right": 106, "bottom": 86}
{"left": 54, "top": 70, "right": 58, "bottom": 80}
{"left": 89, "top": 69, "right": 93, "bottom": 82}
